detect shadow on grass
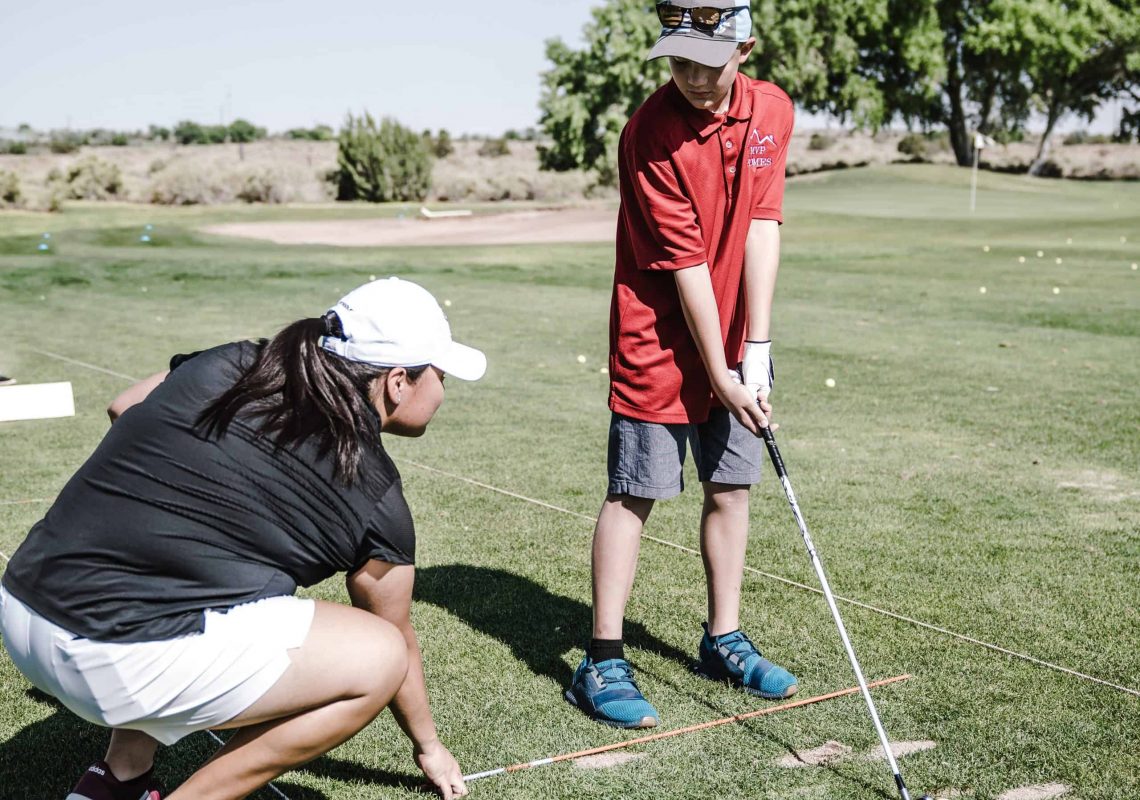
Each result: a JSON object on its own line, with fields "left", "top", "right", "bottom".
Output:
{"left": 416, "top": 566, "right": 895, "bottom": 799}
{"left": 0, "top": 689, "right": 420, "bottom": 799}
{"left": 415, "top": 564, "right": 692, "bottom": 688}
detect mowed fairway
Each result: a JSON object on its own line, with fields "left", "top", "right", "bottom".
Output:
{"left": 1, "top": 165, "right": 1137, "bottom": 800}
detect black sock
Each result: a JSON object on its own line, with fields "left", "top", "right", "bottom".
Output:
{"left": 589, "top": 638, "right": 624, "bottom": 662}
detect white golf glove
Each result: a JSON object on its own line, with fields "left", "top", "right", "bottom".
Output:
{"left": 742, "top": 340, "right": 773, "bottom": 400}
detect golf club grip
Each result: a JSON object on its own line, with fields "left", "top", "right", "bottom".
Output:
{"left": 760, "top": 426, "right": 788, "bottom": 478}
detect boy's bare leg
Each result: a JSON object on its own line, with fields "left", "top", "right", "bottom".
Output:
{"left": 699, "top": 482, "right": 751, "bottom": 635}
{"left": 591, "top": 494, "right": 654, "bottom": 639}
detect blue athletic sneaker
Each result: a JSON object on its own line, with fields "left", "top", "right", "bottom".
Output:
{"left": 565, "top": 657, "right": 660, "bottom": 728}
{"left": 696, "top": 623, "right": 799, "bottom": 699}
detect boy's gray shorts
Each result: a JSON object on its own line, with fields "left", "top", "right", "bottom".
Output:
{"left": 607, "top": 408, "right": 763, "bottom": 499}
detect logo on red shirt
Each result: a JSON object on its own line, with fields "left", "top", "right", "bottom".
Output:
{"left": 748, "top": 130, "right": 776, "bottom": 169}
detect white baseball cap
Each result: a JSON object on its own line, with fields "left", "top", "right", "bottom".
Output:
{"left": 320, "top": 277, "right": 487, "bottom": 381}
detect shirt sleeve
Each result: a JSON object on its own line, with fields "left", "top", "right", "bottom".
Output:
{"left": 624, "top": 130, "right": 708, "bottom": 271}
{"left": 169, "top": 350, "right": 207, "bottom": 372}
{"left": 355, "top": 480, "right": 416, "bottom": 569}
{"left": 752, "top": 105, "right": 795, "bottom": 223}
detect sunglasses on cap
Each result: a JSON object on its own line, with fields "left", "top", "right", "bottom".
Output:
{"left": 656, "top": 3, "right": 748, "bottom": 34}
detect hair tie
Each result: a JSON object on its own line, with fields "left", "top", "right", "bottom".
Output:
{"left": 322, "top": 311, "right": 344, "bottom": 339}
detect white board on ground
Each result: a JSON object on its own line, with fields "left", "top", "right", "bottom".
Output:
{"left": 0, "top": 382, "right": 75, "bottom": 422}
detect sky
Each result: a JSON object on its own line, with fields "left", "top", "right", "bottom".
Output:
{"left": 0, "top": 0, "right": 601, "bottom": 136}
{"left": 0, "top": 0, "right": 1125, "bottom": 137}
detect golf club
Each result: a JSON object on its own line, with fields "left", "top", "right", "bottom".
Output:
{"left": 760, "top": 426, "right": 932, "bottom": 800}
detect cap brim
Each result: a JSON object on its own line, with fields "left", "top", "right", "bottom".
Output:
{"left": 647, "top": 34, "right": 738, "bottom": 68}
{"left": 432, "top": 341, "right": 487, "bottom": 381}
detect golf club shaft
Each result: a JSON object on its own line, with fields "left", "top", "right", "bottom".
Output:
{"left": 760, "top": 427, "right": 913, "bottom": 800}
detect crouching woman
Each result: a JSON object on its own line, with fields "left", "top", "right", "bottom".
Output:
{"left": 0, "top": 277, "right": 485, "bottom": 800}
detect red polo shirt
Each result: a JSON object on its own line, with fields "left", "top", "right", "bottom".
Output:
{"left": 608, "top": 72, "right": 794, "bottom": 424}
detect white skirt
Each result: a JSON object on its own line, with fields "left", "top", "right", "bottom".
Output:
{"left": 0, "top": 585, "right": 314, "bottom": 745}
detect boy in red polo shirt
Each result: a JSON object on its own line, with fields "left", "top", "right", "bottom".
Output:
{"left": 565, "top": 0, "right": 798, "bottom": 728}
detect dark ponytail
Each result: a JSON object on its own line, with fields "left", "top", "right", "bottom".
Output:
{"left": 197, "top": 317, "right": 423, "bottom": 484}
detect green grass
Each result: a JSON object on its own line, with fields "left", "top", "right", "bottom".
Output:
{"left": 1, "top": 164, "right": 1138, "bottom": 799}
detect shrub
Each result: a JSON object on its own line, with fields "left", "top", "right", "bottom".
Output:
{"left": 235, "top": 169, "right": 288, "bottom": 204}
{"left": 478, "top": 138, "right": 511, "bottom": 158}
{"left": 286, "top": 125, "right": 334, "bottom": 141}
{"left": 50, "top": 133, "right": 83, "bottom": 154}
{"left": 897, "top": 132, "right": 928, "bottom": 158}
{"left": 228, "top": 119, "right": 267, "bottom": 143}
{"left": 1063, "top": 130, "right": 1111, "bottom": 146}
{"left": 149, "top": 168, "right": 230, "bottom": 205}
{"left": 808, "top": 132, "right": 835, "bottom": 151}
{"left": 148, "top": 125, "right": 171, "bottom": 142}
{"left": 111, "top": 133, "right": 129, "bottom": 146}
{"left": 62, "top": 156, "right": 124, "bottom": 200}
{"left": 174, "top": 121, "right": 229, "bottom": 145}
{"left": 433, "top": 129, "right": 455, "bottom": 158}
{"left": 6, "top": 141, "right": 27, "bottom": 155}
{"left": 174, "top": 120, "right": 205, "bottom": 145}
{"left": 335, "top": 112, "right": 433, "bottom": 202}
{"left": 148, "top": 158, "right": 168, "bottom": 175}
{"left": 0, "top": 170, "right": 22, "bottom": 207}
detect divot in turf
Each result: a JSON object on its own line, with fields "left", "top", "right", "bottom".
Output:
{"left": 864, "top": 740, "right": 937, "bottom": 760}
{"left": 776, "top": 739, "right": 937, "bottom": 769}
{"left": 573, "top": 752, "right": 647, "bottom": 770}
{"left": 776, "top": 740, "right": 852, "bottom": 768}
{"left": 996, "top": 783, "right": 1070, "bottom": 800}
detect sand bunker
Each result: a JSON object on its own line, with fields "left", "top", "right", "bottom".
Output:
{"left": 201, "top": 206, "right": 617, "bottom": 248}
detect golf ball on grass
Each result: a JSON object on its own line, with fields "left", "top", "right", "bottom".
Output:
{"left": 1053, "top": 287, "right": 1061, "bottom": 295}
{"left": 1037, "top": 250, "right": 1044, "bottom": 258}
{"left": 825, "top": 378, "right": 836, "bottom": 388}
{"left": 1055, "top": 258, "right": 1062, "bottom": 265}
{"left": 1018, "top": 256, "right": 1026, "bottom": 263}
{"left": 979, "top": 286, "right": 987, "bottom": 294}
{"left": 982, "top": 246, "right": 990, "bottom": 252}
{"left": 577, "top": 355, "right": 587, "bottom": 364}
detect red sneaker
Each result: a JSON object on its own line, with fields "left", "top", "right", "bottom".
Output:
{"left": 66, "top": 761, "right": 163, "bottom": 800}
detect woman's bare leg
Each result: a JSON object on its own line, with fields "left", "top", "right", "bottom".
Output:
{"left": 166, "top": 600, "right": 408, "bottom": 800}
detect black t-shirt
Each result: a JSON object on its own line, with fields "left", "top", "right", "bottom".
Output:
{"left": 2, "top": 341, "right": 415, "bottom": 643}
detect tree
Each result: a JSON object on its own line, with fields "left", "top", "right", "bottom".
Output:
{"left": 537, "top": 0, "right": 668, "bottom": 182}
{"left": 974, "top": 0, "right": 1140, "bottom": 173}
{"left": 539, "top": 0, "right": 1138, "bottom": 174}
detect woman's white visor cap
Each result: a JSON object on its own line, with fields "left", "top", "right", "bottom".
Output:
{"left": 320, "top": 277, "right": 487, "bottom": 381}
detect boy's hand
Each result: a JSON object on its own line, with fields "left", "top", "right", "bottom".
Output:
{"left": 415, "top": 740, "right": 467, "bottom": 799}
{"left": 715, "top": 373, "right": 769, "bottom": 435}
{"left": 742, "top": 340, "right": 773, "bottom": 401}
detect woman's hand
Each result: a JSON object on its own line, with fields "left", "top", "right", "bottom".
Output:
{"left": 415, "top": 739, "right": 467, "bottom": 799}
